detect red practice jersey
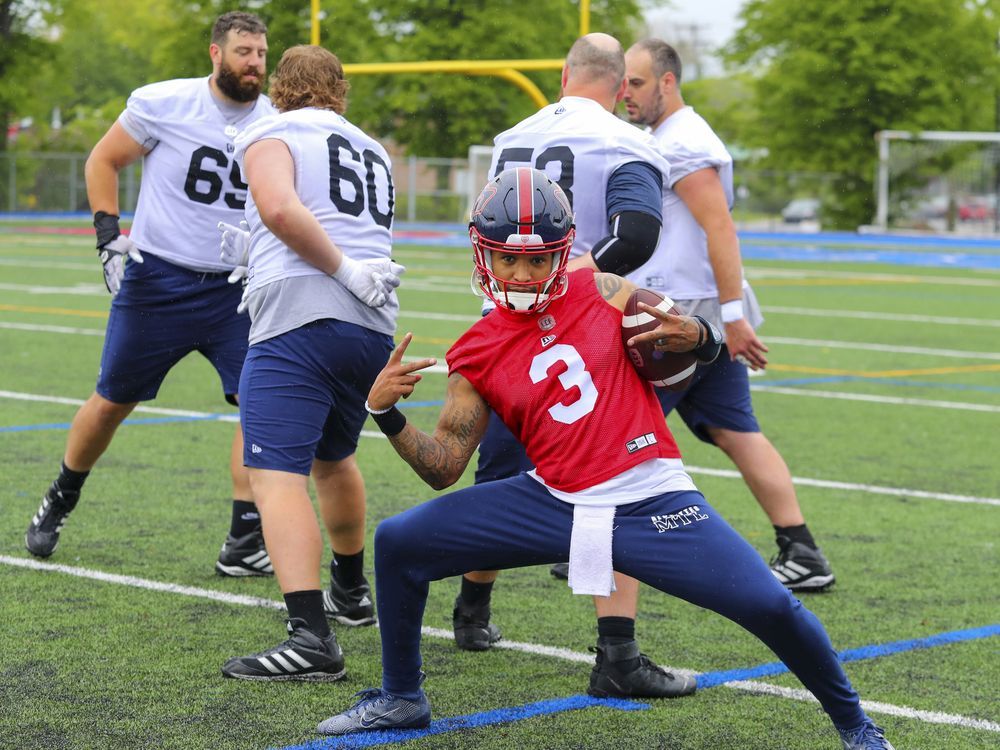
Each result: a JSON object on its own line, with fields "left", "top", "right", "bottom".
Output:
{"left": 448, "top": 269, "right": 680, "bottom": 492}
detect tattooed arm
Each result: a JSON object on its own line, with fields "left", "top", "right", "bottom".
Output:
{"left": 389, "top": 372, "right": 490, "bottom": 489}
{"left": 366, "top": 332, "right": 491, "bottom": 490}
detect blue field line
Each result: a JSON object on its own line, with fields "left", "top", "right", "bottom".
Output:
{"left": 696, "top": 623, "right": 1000, "bottom": 689}
{"left": 740, "top": 243, "right": 1000, "bottom": 269}
{"left": 276, "top": 695, "right": 649, "bottom": 750}
{"left": 0, "top": 413, "right": 234, "bottom": 433}
{"left": 740, "top": 230, "right": 1000, "bottom": 249}
{"left": 275, "top": 624, "right": 998, "bottom": 749}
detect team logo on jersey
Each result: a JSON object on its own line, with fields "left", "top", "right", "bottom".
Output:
{"left": 537, "top": 314, "right": 556, "bottom": 331}
{"left": 226, "top": 143, "right": 235, "bottom": 153}
{"left": 540, "top": 334, "right": 557, "bottom": 347}
{"left": 644, "top": 275, "right": 665, "bottom": 289}
{"left": 650, "top": 505, "right": 709, "bottom": 533}
{"left": 625, "top": 432, "right": 658, "bottom": 454}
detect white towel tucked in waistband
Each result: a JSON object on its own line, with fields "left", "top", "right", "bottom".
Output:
{"left": 567, "top": 504, "right": 617, "bottom": 596}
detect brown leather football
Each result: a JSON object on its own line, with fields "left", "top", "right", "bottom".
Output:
{"left": 621, "top": 288, "right": 697, "bottom": 391}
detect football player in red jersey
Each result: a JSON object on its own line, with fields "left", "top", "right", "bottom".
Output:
{"left": 314, "top": 168, "right": 894, "bottom": 750}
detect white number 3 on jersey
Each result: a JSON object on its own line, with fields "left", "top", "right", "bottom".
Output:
{"left": 529, "top": 344, "right": 598, "bottom": 425}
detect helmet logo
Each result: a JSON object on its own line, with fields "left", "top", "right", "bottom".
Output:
{"left": 471, "top": 183, "right": 498, "bottom": 217}
{"left": 538, "top": 314, "right": 556, "bottom": 331}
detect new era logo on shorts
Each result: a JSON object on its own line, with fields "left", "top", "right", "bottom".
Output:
{"left": 251, "top": 444, "right": 262, "bottom": 454}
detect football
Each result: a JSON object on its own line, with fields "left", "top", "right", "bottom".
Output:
{"left": 621, "top": 288, "right": 698, "bottom": 391}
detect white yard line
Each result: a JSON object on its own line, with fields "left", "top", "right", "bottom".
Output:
{"left": 766, "top": 336, "right": 1000, "bottom": 361}
{"left": 0, "top": 282, "right": 106, "bottom": 295}
{"left": 4, "top": 317, "right": 1000, "bottom": 364}
{"left": 2, "top": 388, "right": 998, "bottom": 505}
{"left": 743, "top": 266, "right": 1000, "bottom": 287}
{"left": 0, "top": 389, "right": 239, "bottom": 420}
{"left": 1, "top": 554, "right": 995, "bottom": 734}
{"left": 762, "top": 305, "right": 1000, "bottom": 328}
{"left": 751, "top": 385, "right": 1000, "bottom": 414}
{"left": 0, "top": 321, "right": 105, "bottom": 336}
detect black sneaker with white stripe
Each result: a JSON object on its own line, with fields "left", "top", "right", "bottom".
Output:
{"left": 215, "top": 529, "right": 273, "bottom": 577}
{"left": 770, "top": 537, "right": 835, "bottom": 591}
{"left": 221, "top": 618, "right": 346, "bottom": 682}
{"left": 323, "top": 575, "right": 376, "bottom": 626}
{"left": 25, "top": 485, "right": 79, "bottom": 558}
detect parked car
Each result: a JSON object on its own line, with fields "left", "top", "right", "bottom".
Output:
{"left": 781, "top": 198, "right": 820, "bottom": 223}
{"left": 958, "top": 195, "right": 995, "bottom": 222}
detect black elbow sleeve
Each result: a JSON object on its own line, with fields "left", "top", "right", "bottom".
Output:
{"left": 591, "top": 210, "right": 661, "bottom": 275}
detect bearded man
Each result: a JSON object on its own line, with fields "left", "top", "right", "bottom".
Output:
{"left": 25, "top": 11, "right": 277, "bottom": 579}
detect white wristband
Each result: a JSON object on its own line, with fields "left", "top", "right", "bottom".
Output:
{"left": 720, "top": 299, "right": 744, "bottom": 323}
{"left": 364, "top": 399, "right": 393, "bottom": 415}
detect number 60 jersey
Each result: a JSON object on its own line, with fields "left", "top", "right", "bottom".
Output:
{"left": 447, "top": 269, "right": 681, "bottom": 494}
{"left": 119, "top": 76, "right": 276, "bottom": 272}
{"left": 234, "top": 107, "right": 395, "bottom": 295}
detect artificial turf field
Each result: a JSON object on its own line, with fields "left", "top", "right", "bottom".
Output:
{"left": 0, "top": 222, "right": 998, "bottom": 749}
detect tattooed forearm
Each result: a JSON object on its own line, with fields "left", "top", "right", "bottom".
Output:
{"left": 595, "top": 273, "right": 624, "bottom": 301}
{"left": 386, "top": 402, "right": 484, "bottom": 490}
{"left": 443, "top": 398, "right": 485, "bottom": 455}
{"left": 388, "top": 426, "right": 458, "bottom": 489}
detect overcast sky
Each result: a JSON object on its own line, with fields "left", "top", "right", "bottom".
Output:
{"left": 644, "top": 0, "right": 747, "bottom": 77}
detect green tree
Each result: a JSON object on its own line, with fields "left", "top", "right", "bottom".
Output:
{"left": 725, "top": 0, "right": 1000, "bottom": 228}
{"left": 0, "top": 0, "right": 60, "bottom": 152}
{"left": 320, "top": 0, "right": 645, "bottom": 157}
{"left": 6, "top": 0, "right": 646, "bottom": 160}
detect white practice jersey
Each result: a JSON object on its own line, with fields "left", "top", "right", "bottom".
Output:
{"left": 627, "top": 106, "right": 737, "bottom": 299}
{"left": 119, "top": 76, "right": 276, "bottom": 272}
{"left": 234, "top": 107, "right": 395, "bottom": 293}
{"left": 490, "top": 96, "right": 669, "bottom": 256}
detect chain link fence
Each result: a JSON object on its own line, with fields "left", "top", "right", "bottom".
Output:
{"left": 1, "top": 150, "right": 839, "bottom": 229}
{"left": 0, "top": 151, "right": 471, "bottom": 223}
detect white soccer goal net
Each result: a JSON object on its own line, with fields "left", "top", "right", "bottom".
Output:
{"left": 875, "top": 130, "right": 1000, "bottom": 234}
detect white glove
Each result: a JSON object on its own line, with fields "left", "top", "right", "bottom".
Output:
{"left": 218, "top": 220, "right": 250, "bottom": 284}
{"left": 332, "top": 256, "right": 405, "bottom": 308}
{"left": 99, "top": 235, "right": 143, "bottom": 297}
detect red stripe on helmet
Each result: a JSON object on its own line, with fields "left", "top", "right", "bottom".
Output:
{"left": 516, "top": 167, "right": 534, "bottom": 234}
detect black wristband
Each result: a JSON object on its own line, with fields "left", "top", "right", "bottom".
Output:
{"left": 93, "top": 211, "right": 121, "bottom": 249}
{"left": 371, "top": 406, "right": 407, "bottom": 437}
{"left": 690, "top": 315, "right": 723, "bottom": 364}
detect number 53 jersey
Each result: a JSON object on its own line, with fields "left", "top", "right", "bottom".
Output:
{"left": 119, "top": 76, "right": 277, "bottom": 272}
{"left": 447, "top": 269, "right": 681, "bottom": 494}
{"left": 234, "top": 107, "right": 395, "bottom": 294}
{"left": 490, "top": 96, "right": 670, "bottom": 257}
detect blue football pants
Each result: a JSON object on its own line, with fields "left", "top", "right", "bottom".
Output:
{"left": 373, "top": 474, "right": 865, "bottom": 730}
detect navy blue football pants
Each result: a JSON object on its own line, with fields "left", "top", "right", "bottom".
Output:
{"left": 374, "top": 474, "right": 866, "bottom": 730}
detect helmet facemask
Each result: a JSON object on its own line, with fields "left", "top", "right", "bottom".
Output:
{"left": 470, "top": 227, "right": 574, "bottom": 313}
{"left": 468, "top": 167, "right": 576, "bottom": 314}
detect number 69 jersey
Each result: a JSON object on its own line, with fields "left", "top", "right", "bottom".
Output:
{"left": 447, "top": 269, "right": 681, "bottom": 494}
{"left": 234, "top": 107, "right": 395, "bottom": 294}
{"left": 120, "top": 76, "right": 276, "bottom": 272}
